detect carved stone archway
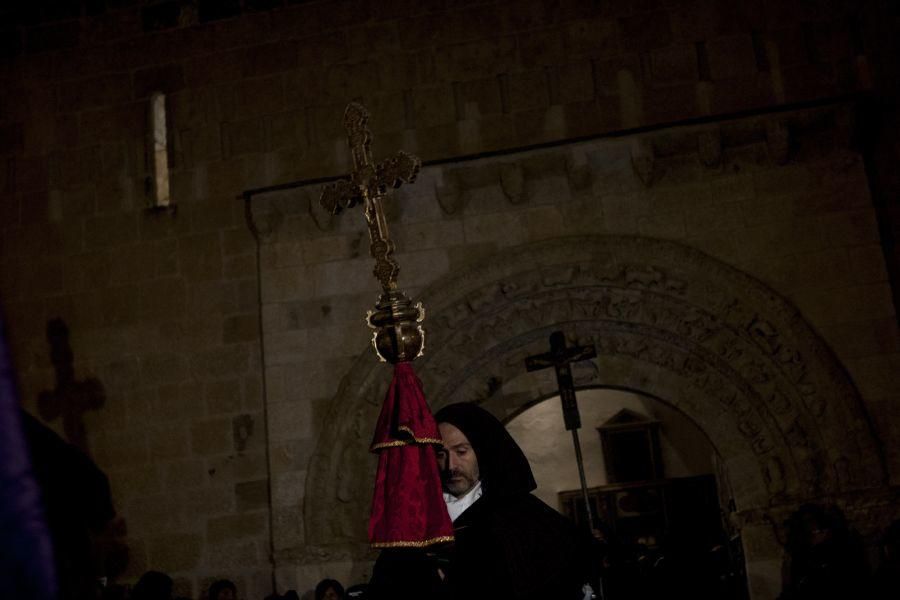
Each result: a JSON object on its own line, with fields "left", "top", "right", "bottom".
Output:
{"left": 304, "top": 236, "right": 885, "bottom": 567}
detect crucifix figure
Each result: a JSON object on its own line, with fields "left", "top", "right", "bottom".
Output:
{"left": 320, "top": 102, "right": 425, "bottom": 363}
{"left": 37, "top": 318, "right": 105, "bottom": 454}
{"left": 525, "top": 331, "right": 598, "bottom": 531}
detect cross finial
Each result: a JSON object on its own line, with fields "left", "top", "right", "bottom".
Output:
{"left": 319, "top": 103, "right": 425, "bottom": 363}
{"left": 320, "top": 102, "right": 421, "bottom": 292}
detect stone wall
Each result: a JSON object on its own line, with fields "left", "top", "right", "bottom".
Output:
{"left": 252, "top": 105, "right": 898, "bottom": 598}
{"left": 1, "top": 1, "right": 898, "bottom": 598}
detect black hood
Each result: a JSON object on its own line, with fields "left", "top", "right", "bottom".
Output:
{"left": 434, "top": 402, "right": 536, "bottom": 499}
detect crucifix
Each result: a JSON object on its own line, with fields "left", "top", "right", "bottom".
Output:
{"left": 37, "top": 318, "right": 105, "bottom": 454}
{"left": 525, "top": 331, "right": 598, "bottom": 531}
{"left": 320, "top": 103, "right": 426, "bottom": 363}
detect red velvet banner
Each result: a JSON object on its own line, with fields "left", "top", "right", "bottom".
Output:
{"left": 368, "top": 362, "right": 454, "bottom": 548}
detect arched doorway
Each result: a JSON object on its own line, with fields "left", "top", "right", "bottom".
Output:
{"left": 507, "top": 388, "right": 747, "bottom": 599}
{"left": 304, "top": 235, "right": 885, "bottom": 598}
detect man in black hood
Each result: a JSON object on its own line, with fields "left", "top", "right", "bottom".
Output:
{"left": 434, "top": 402, "right": 596, "bottom": 600}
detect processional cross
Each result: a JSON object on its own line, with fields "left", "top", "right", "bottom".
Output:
{"left": 525, "top": 331, "right": 598, "bottom": 531}
{"left": 320, "top": 103, "right": 426, "bottom": 363}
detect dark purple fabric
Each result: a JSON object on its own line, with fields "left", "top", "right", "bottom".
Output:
{"left": 0, "top": 315, "right": 58, "bottom": 599}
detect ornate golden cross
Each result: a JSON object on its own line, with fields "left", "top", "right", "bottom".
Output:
{"left": 320, "top": 103, "right": 425, "bottom": 363}
{"left": 320, "top": 102, "right": 421, "bottom": 292}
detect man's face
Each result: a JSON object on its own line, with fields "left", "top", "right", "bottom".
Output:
{"left": 436, "top": 422, "right": 480, "bottom": 497}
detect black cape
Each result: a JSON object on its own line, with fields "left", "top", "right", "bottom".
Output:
{"left": 369, "top": 403, "right": 598, "bottom": 599}
{"left": 435, "top": 402, "right": 595, "bottom": 600}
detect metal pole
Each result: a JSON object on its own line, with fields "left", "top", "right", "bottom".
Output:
{"left": 570, "top": 427, "right": 596, "bottom": 532}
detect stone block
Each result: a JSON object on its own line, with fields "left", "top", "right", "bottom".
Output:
{"left": 57, "top": 74, "right": 132, "bottom": 112}
{"left": 844, "top": 354, "right": 900, "bottom": 400}
{"left": 94, "top": 429, "right": 149, "bottom": 468}
{"left": 412, "top": 84, "right": 456, "bottom": 129}
{"left": 435, "top": 36, "right": 518, "bottom": 80}
{"left": 506, "top": 70, "right": 550, "bottom": 113}
{"left": 133, "top": 63, "right": 186, "bottom": 99}
{"left": 847, "top": 244, "right": 889, "bottom": 284}
{"left": 517, "top": 29, "right": 565, "bottom": 68}
{"left": 323, "top": 61, "right": 382, "bottom": 105}
{"left": 555, "top": 61, "right": 594, "bottom": 104}
{"left": 235, "top": 479, "right": 269, "bottom": 511}
{"left": 224, "top": 254, "right": 256, "bottom": 280}
{"left": 301, "top": 233, "right": 363, "bottom": 265}
{"left": 205, "top": 541, "right": 260, "bottom": 571}
{"left": 148, "top": 533, "right": 203, "bottom": 572}
{"left": 818, "top": 209, "right": 881, "bottom": 247}
{"left": 708, "top": 36, "right": 757, "bottom": 82}
{"left": 190, "top": 345, "right": 251, "bottom": 380}
{"left": 84, "top": 212, "right": 139, "bottom": 250}
{"left": 222, "top": 75, "right": 285, "bottom": 122}
{"left": 269, "top": 439, "right": 315, "bottom": 475}
{"left": 683, "top": 201, "right": 745, "bottom": 237}
{"left": 279, "top": 356, "right": 355, "bottom": 405}
{"left": 109, "top": 465, "right": 163, "bottom": 499}
{"left": 650, "top": 44, "right": 698, "bottom": 86}
{"left": 637, "top": 209, "right": 687, "bottom": 239}
{"left": 393, "top": 248, "right": 450, "bottom": 287}
{"left": 223, "top": 314, "right": 259, "bottom": 344}
{"left": 25, "top": 21, "right": 80, "bottom": 54}
{"left": 618, "top": 11, "right": 673, "bottom": 52}
{"left": 271, "top": 469, "right": 305, "bottom": 507}
{"left": 179, "top": 232, "right": 224, "bottom": 282}
{"left": 243, "top": 41, "right": 299, "bottom": 77}
{"left": 260, "top": 266, "right": 316, "bottom": 304}
{"left": 148, "top": 424, "right": 190, "bottom": 460}
{"left": 378, "top": 52, "right": 419, "bottom": 91}
{"left": 232, "top": 451, "right": 267, "bottom": 480}
{"left": 521, "top": 205, "right": 565, "bottom": 241}
{"left": 392, "top": 219, "right": 464, "bottom": 252}
{"left": 564, "top": 17, "right": 620, "bottom": 58}
{"left": 271, "top": 505, "right": 304, "bottom": 550}
{"left": 165, "top": 459, "right": 208, "bottom": 489}
{"left": 822, "top": 318, "right": 900, "bottom": 360}
{"left": 267, "top": 399, "right": 313, "bottom": 442}
{"left": 223, "top": 117, "right": 266, "bottom": 157}
{"left": 455, "top": 77, "right": 503, "bottom": 120}
{"left": 311, "top": 256, "right": 376, "bottom": 296}
{"left": 13, "top": 156, "right": 48, "bottom": 193}
{"left": 463, "top": 211, "right": 525, "bottom": 246}
{"left": 138, "top": 277, "right": 187, "bottom": 322}
{"left": 206, "top": 379, "right": 243, "bottom": 414}
{"left": 785, "top": 247, "right": 852, "bottom": 289}
{"left": 191, "top": 416, "right": 234, "bottom": 455}
{"left": 265, "top": 109, "right": 309, "bottom": 152}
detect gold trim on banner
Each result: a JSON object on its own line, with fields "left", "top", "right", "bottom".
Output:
{"left": 371, "top": 535, "right": 455, "bottom": 548}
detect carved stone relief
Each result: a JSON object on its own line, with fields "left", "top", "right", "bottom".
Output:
{"left": 303, "top": 236, "right": 885, "bottom": 556}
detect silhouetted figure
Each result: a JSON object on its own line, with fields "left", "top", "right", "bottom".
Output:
{"left": 208, "top": 579, "right": 237, "bottom": 600}
{"left": 870, "top": 519, "right": 900, "bottom": 599}
{"left": 314, "top": 578, "right": 344, "bottom": 600}
{"left": 131, "top": 571, "right": 173, "bottom": 600}
{"left": 22, "top": 411, "right": 116, "bottom": 600}
{"left": 777, "top": 504, "right": 867, "bottom": 600}
{"left": 37, "top": 318, "right": 105, "bottom": 454}
{"left": 0, "top": 314, "right": 57, "bottom": 599}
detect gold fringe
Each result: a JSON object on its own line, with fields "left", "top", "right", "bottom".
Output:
{"left": 371, "top": 535, "right": 454, "bottom": 549}
{"left": 370, "top": 427, "right": 443, "bottom": 450}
